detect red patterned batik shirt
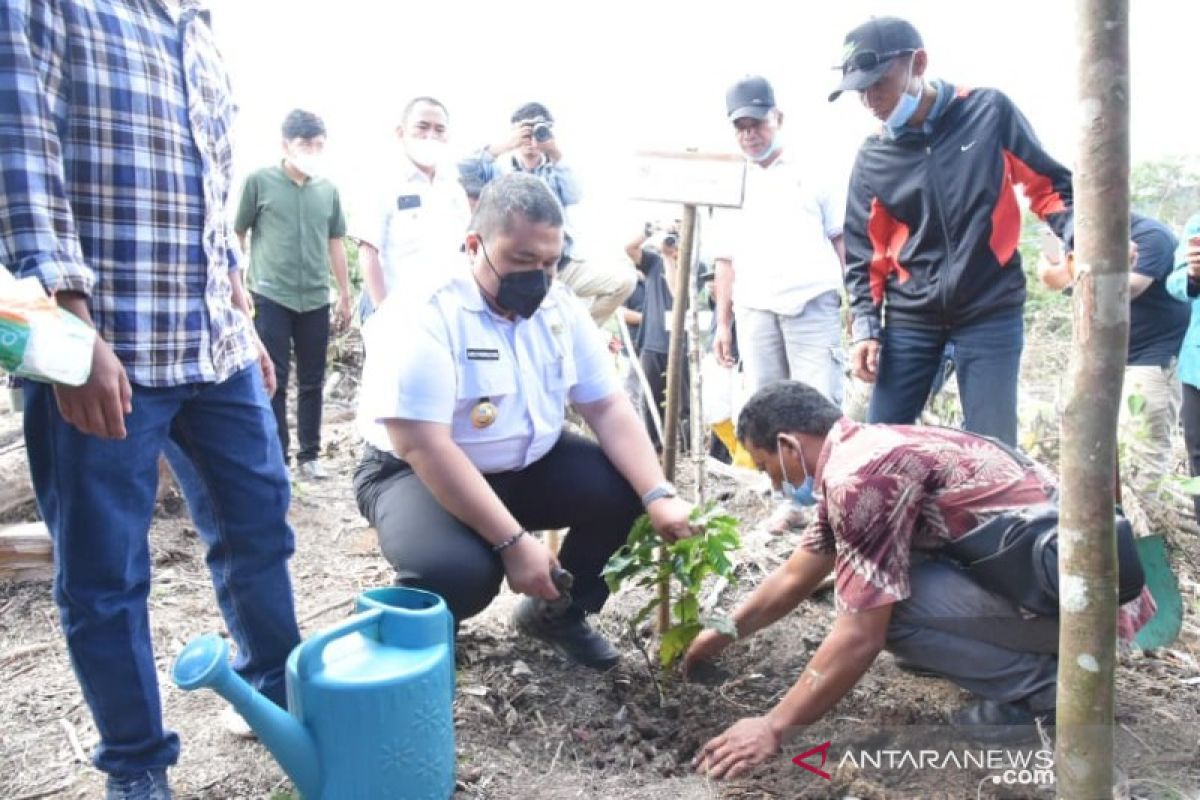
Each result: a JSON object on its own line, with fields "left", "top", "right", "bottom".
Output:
{"left": 797, "top": 419, "right": 1153, "bottom": 639}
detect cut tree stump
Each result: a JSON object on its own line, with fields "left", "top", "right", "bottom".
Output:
{"left": 0, "top": 521, "right": 53, "bottom": 582}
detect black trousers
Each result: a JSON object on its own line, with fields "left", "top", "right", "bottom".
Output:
{"left": 640, "top": 348, "right": 689, "bottom": 452}
{"left": 353, "top": 433, "right": 643, "bottom": 624}
{"left": 1183, "top": 383, "right": 1200, "bottom": 522}
{"left": 252, "top": 293, "right": 330, "bottom": 464}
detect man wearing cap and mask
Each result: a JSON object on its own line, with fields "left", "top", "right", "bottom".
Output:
{"left": 830, "top": 17, "right": 1074, "bottom": 446}
{"left": 712, "top": 75, "right": 848, "bottom": 534}
{"left": 353, "top": 173, "right": 695, "bottom": 670}
{"left": 354, "top": 96, "right": 472, "bottom": 320}
{"left": 712, "top": 76, "right": 847, "bottom": 406}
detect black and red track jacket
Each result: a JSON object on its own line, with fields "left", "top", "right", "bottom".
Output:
{"left": 844, "top": 83, "right": 1073, "bottom": 342}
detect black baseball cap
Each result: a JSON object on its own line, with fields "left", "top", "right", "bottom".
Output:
{"left": 726, "top": 75, "right": 776, "bottom": 121}
{"left": 828, "top": 17, "right": 923, "bottom": 102}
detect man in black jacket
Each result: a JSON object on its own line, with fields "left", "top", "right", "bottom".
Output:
{"left": 830, "top": 17, "right": 1074, "bottom": 445}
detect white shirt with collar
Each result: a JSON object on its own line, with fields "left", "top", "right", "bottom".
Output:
{"left": 358, "top": 275, "right": 619, "bottom": 472}
{"left": 712, "top": 150, "right": 845, "bottom": 316}
{"left": 352, "top": 155, "right": 472, "bottom": 299}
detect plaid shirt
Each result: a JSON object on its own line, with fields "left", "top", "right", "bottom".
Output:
{"left": 0, "top": 0, "right": 255, "bottom": 386}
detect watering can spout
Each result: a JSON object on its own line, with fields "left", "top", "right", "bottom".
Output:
{"left": 173, "top": 634, "right": 321, "bottom": 797}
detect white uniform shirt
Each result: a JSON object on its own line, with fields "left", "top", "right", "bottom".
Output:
{"left": 358, "top": 275, "right": 619, "bottom": 472}
{"left": 713, "top": 152, "right": 845, "bottom": 316}
{"left": 352, "top": 158, "right": 472, "bottom": 300}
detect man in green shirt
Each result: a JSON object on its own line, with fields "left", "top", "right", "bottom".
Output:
{"left": 235, "top": 109, "right": 351, "bottom": 480}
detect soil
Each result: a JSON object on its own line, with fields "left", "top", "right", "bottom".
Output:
{"left": 1, "top": 326, "right": 1198, "bottom": 800}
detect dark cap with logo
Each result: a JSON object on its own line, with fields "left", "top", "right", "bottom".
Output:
{"left": 726, "top": 75, "right": 776, "bottom": 121}
{"left": 828, "top": 17, "right": 923, "bottom": 102}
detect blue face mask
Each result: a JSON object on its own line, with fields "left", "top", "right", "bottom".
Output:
{"left": 778, "top": 435, "right": 816, "bottom": 507}
{"left": 750, "top": 134, "right": 780, "bottom": 164}
{"left": 883, "top": 59, "right": 922, "bottom": 140}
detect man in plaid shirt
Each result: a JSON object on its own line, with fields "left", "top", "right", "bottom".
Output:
{"left": 1, "top": 2, "right": 301, "bottom": 797}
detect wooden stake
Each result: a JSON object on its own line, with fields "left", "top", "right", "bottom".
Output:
{"left": 657, "top": 205, "right": 697, "bottom": 636}
{"left": 686, "top": 217, "right": 707, "bottom": 505}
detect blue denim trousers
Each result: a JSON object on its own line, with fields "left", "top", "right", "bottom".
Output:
{"left": 867, "top": 309, "right": 1025, "bottom": 445}
{"left": 23, "top": 365, "right": 302, "bottom": 775}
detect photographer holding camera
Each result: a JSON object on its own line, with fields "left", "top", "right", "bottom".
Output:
{"left": 459, "top": 102, "right": 636, "bottom": 326}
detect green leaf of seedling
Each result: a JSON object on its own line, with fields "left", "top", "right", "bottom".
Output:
{"left": 602, "top": 505, "right": 746, "bottom": 672}
{"left": 659, "top": 622, "right": 703, "bottom": 668}
{"left": 676, "top": 593, "right": 700, "bottom": 625}
{"left": 1178, "top": 475, "right": 1200, "bottom": 495}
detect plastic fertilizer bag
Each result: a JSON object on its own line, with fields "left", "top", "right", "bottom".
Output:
{"left": 0, "top": 271, "right": 94, "bottom": 386}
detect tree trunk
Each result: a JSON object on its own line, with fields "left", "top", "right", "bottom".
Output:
{"left": 1057, "top": 1, "right": 1129, "bottom": 796}
{"left": 657, "top": 204, "right": 697, "bottom": 635}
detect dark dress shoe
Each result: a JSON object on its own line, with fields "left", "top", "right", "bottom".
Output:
{"left": 513, "top": 597, "right": 620, "bottom": 670}
{"left": 952, "top": 699, "right": 1055, "bottom": 744}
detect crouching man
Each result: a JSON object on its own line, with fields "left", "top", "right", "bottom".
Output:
{"left": 684, "top": 381, "right": 1154, "bottom": 778}
{"left": 354, "top": 173, "right": 693, "bottom": 669}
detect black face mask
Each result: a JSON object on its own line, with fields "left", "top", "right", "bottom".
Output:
{"left": 479, "top": 242, "right": 550, "bottom": 319}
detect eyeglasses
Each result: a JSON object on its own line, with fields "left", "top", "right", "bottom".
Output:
{"left": 839, "top": 49, "right": 913, "bottom": 75}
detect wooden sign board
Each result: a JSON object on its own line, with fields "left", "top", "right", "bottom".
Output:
{"left": 630, "top": 151, "right": 746, "bottom": 208}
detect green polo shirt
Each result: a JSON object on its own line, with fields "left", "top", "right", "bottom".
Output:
{"left": 235, "top": 164, "right": 347, "bottom": 312}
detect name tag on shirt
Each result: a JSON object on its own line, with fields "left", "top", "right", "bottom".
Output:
{"left": 397, "top": 194, "right": 422, "bottom": 211}
{"left": 466, "top": 348, "right": 500, "bottom": 361}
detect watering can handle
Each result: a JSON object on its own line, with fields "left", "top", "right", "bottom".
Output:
{"left": 296, "top": 608, "right": 384, "bottom": 681}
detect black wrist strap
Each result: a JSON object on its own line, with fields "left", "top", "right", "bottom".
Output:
{"left": 492, "top": 529, "right": 527, "bottom": 553}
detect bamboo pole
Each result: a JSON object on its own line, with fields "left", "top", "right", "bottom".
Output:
{"left": 687, "top": 221, "right": 707, "bottom": 505}
{"left": 657, "top": 205, "right": 697, "bottom": 635}
{"left": 617, "top": 314, "right": 663, "bottom": 442}
{"left": 1056, "top": 1, "right": 1129, "bottom": 795}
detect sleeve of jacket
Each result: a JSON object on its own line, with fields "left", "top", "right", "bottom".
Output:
{"left": 1166, "top": 213, "right": 1200, "bottom": 302}
{"left": 0, "top": 3, "right": 95, "bottom": 295}
{"left": 456, "top": 147, "right": 499, "bottom": 193}
{"left": 843, "top": 154, "right": 882, "bottom": 342}
{"left": 995, "top": 90, "right": 1074, "bottom": 243}
{"left": 233, "top": 172, "right": 259, "bottom": 236}
{"left": 545, "top": 161, "right": 583, "bottom": 208}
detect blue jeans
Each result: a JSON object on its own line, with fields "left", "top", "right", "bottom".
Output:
{"left": 867, "top": 310, "right": 1024, "bottom": 445}
{"left": 23, "top": 365, "right": 302, "bottom": 776}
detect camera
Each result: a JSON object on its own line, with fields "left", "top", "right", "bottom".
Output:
{"left": 532, "top": 121, "right": 553, "bottom": 143}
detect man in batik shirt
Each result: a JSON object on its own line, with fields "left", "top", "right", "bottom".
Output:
{"left": 682, "top": 381, "right": 1153, "bottom": 779}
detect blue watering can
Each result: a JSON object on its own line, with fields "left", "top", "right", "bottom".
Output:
{"left": 172, "top": 587, "right": 456, "bottom": 799}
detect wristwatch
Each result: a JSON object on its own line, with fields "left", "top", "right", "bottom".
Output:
{"left": 641, "top": 481, "right": 678, "bottom": 509}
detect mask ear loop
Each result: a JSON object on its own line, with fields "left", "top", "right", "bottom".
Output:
{"left": 902, "top": 54, "right": 923, "bottom": 101}
{"left": 777, "top": 434, "right": 809, "bottom": 486}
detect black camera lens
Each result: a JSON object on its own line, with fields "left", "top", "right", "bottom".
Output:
{"left": 532, "top": 122, "right": 553, "bottom": 142}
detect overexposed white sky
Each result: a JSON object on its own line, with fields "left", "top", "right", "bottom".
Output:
{"left": 208, "top": 0, "right": 1199, "bottom": 248}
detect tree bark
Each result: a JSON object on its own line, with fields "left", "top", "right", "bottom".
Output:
{"left": 1057, "top": 1, "right": 1129, "bottom": 796}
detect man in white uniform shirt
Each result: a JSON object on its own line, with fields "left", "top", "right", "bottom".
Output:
{"left": 712, "top": 76, "right": 847, "bottom": 405}
{"left": 354, "top": 174, "right": 694, "bottom": 669}
{"left": 355, "top": 96, "right": 471, "bottom": 318}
